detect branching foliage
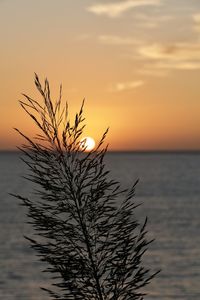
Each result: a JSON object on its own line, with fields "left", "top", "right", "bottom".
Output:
{"left": 13, "top": 74, "right": 158, "bottom": 300}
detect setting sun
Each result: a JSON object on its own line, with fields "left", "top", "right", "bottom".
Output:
{"left": 80, "top": 137, "right": 96, "bottom": 151}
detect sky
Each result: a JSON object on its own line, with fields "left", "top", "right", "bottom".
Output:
{"left": 0, "top": 0, "right": 200, "bottom": 151}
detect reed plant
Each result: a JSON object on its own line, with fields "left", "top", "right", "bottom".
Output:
{"left": 13, "top": 74, "right": 158, "bottom": 300}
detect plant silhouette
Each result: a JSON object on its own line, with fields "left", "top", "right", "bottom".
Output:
{"left": 13, "top": 74, "right": 158, "bottom": 300}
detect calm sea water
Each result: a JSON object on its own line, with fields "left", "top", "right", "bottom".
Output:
{"left": 0, "top": 151, "right": 200, "bottom": 299}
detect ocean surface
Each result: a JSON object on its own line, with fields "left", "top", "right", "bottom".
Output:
{"left": 0, "top": 151, "right": 200, "bottom": 299}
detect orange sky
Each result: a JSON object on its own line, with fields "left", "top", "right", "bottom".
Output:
{"left": 0, "top": 0, "right": 200, "bottom": 151}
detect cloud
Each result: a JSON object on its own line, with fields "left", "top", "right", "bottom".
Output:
{"left": 87, "top": 0, "right": 161, "bottom": 18}
{"left": 138, "top": 67, "right": 168, "bottom": 77}
{"left": 134, "top": 13, "right": 173, "bottom": 29}
{"left": 138, "top": 42, "right": 200, "bottom": 70}
{"left": 98, "top": 35, "right": 141, "bottom": 45}
{"left": 109, "top": 80, "right": 144, "bottom": 92}
{"left": 193, "top": 13, "right": 200, "bottom": 32}
{"left": 154, "top": 61, "right": 200, "bottom": 70}
{"left": 193, "top": 14, "right": 200, "bottom": 23}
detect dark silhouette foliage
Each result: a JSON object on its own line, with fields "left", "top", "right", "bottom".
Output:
{"left": 13, "top": 74, "right": 158, "bottom": 300}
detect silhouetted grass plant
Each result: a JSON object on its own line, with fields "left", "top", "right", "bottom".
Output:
{"left": 13, "top": 74, "right": 159, "bottom": 300}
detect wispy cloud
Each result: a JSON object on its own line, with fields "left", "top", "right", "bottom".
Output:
{"left": 134, "top": 13, "right": 173, "bottom": 29}
{"left": 98, "top": 35, "right": 141, "bottom": 45}
{"left": 109, "top": 80, "right": 144, "bottom": 92}
{"left": 138, "top": 67, "right": 168, "bottom": 77}
{"left": 87, "top": 0, "right": 161, "bottom": 18}
{"left": 154, "top": 61, "right": 200, "bottom": 70}
{"left": 138, "top": 42, "right": 200, "bottom": 70}
{"left": 193, "top": 13, "right": 200, "bottom": 32}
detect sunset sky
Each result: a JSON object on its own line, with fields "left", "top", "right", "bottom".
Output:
{"left": 0, "top": 0, "right": 200, "bottom": 150}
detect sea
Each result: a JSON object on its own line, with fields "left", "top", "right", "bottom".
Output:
{"left": 0, "top": 151, "right": 200, "bottom": 300}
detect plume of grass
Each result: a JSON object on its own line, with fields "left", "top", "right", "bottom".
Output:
{"left": 13, "top": 74, "right": 159, "bottom": 300}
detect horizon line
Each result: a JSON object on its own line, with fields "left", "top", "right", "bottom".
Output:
{"left": 1, "top": 149, "right": 200, "bottom": 154}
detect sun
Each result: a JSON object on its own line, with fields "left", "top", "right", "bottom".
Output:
{"left": 80, "top": 137, "right": 96, "bottom": 151}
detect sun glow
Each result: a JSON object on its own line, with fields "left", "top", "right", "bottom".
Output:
{"left": 80, "top": 137, "right": 96, "bottom": 151}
